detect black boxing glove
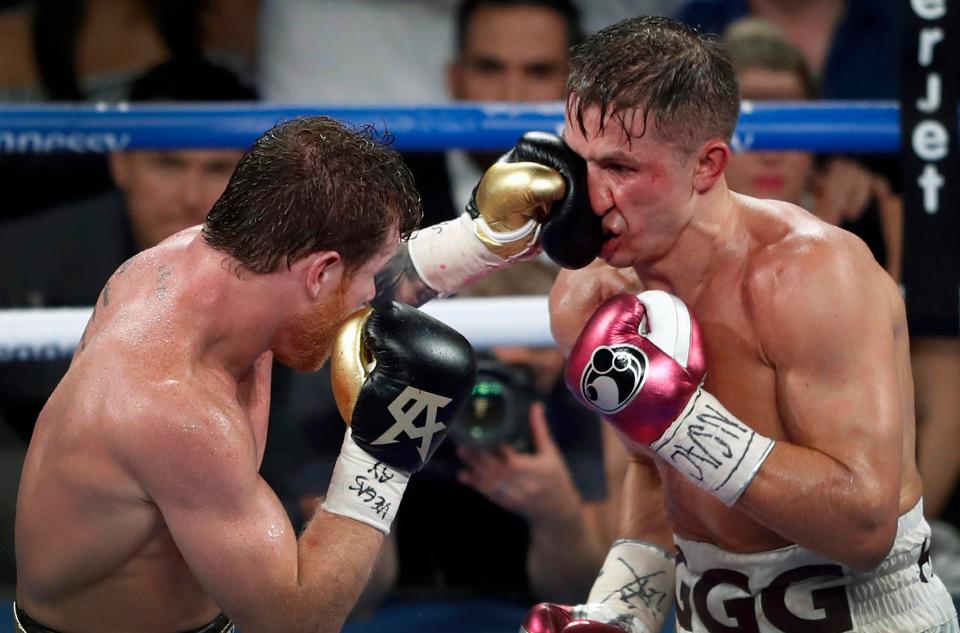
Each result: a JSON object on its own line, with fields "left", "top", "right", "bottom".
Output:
{"left": 488, "top": 131, "right": 604, "bottom": 269}
{"left": 402, "top": 132, "right": 601, "bottom": 301}
{"left": 322, "top": 301, "right": 477, "bottom": 533}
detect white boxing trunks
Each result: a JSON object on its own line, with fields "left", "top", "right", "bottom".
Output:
{"left": 673, "top": 499, "right": 958, "bottom": 632}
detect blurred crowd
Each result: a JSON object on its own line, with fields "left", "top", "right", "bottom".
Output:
{"left": 0, "top": 0, "right": 956, "bottom": 627}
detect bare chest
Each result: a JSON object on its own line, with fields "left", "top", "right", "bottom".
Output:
{"left": 697, "top": 310, "right": 780, "bottom": 439}
{"left": 659, "top": 298, "right": 790, "bottom": 550}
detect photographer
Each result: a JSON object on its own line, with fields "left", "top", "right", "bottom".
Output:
{"left": 449, "top": 330, "right": 610, "bottom": 604}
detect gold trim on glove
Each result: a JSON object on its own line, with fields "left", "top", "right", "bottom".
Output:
{"left": 331, "top": 306, "right": 375, "bottom": 424}
{"left": 473, "top": 162, "right": 566, "bottom": 259}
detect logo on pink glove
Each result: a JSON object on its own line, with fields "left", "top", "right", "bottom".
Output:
{"left": 579, "top": 344, "right": 648, "bottom": 414}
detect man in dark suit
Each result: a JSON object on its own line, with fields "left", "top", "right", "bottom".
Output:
{"left": 0, "top": 58, "right": 256, "bottom": 442}
{"left": 406, "top": 0, "right": 583, "bottom": 228}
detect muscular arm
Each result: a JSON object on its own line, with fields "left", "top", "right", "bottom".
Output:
{"left": 542, "top": 265, "right": 680, "bottom": 632}
{"left": 739, "top": 236, "right": 908, "bottom": 570}
{"left": 549, "top": 263, "right": 670, "bottom": 551}
{"left": 132, "top": 397, "right": 383, "bottom": 633}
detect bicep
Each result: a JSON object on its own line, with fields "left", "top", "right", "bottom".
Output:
{"left": 768, "top": 266, "right": 903, "bottom": 489}
{"left": 140, "top": 436, "right": 298, "bottom": 626}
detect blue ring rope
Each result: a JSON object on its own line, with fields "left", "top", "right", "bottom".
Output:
{"left": 0, "top": 100, "right": 921, "bottom": 153}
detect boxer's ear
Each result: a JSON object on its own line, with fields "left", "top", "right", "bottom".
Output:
{"left": 693, "top": 140, "right": 730, "bottom": 194}
{"left": 302, "top": 251, "right": 342, "bottom": 300}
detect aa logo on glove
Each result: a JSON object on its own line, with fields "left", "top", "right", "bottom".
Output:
{"left": 373, "top": 386, "right": 451, "bottom": 462}
{"left": 579, "top": 345, "right": 648, "bottom": 414}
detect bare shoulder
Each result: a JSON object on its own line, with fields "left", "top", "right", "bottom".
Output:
{"left": 742, "top": 198, "right": 903, "bottom": 363}
{"left": 549, "top": 259, "right": 644, "bottom": 356}
{"left": 110, "top": 375, "right": 258, "bottom": 499}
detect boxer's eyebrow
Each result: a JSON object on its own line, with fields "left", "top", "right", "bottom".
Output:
{"left": 594, "top": 150, "right": 638, "bottom": 166}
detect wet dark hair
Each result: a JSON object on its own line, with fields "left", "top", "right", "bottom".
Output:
{"left": 566, "top": 15, "right": 740, "bottom": 153}
{"left": 202, "top": 116, "right": 422, "bottom": 274}
{"left": 455, "top": 0, "right": 584, "bottom": 53}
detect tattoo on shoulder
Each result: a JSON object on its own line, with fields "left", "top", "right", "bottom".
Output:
{"left": 156, "top": 265, "right": 173, "bottom": 301}
{"left": 101, "top": 280, "right": 110, "bottom": 308}
{"left": 373, "top": 244, "right": 438, "bottom": 309}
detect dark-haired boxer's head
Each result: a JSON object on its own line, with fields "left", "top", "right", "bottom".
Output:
{"left": 562, "top": 16, "right": 739, "bottom": 268}
{"left": 109, "top": 58, "right": 257, "bottom": 250}
{"left": 566, "top": 16, "right": 739, "bottom": 155}
{"left": 203, "top": 116, "right": 421, "bottom": 276}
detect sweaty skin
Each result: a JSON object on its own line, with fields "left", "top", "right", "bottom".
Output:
{"left": 16, "top": 226, "right": 395, "bottom": 633}
{"left": 550, "top": 104, "right": 921, "bottom": 571}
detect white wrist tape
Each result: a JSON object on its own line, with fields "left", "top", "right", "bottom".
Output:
{"left": 406, "top": 213, "right": 505, "bottom": 296}
{"left": 472, "top": 214, "right": 541, "bottom": 247}
{"left": 574, "top": 539, "right": 676, "bottom": 633}
{"left": 652, "top": 389, "right": 775, "bottom": 507}
{"left": 406, "top": 212, "right": 531, "bottom": 297}
{"left": 321, "top": 430, "right": 409, "bottom": 534}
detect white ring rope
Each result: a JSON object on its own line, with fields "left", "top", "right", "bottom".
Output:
{"left": 0, "top": 296, "right": 553, "bottom": 362}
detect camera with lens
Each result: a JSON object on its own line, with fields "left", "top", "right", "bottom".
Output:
{"left": 448, "top": 353, "right": 537, "bottom": 453}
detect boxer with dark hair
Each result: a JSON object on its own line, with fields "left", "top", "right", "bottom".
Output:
{"left": 14, "top": 116, "right": 478, "bottom": 633}
{"left": 521, "top": 15, "right": 958, "bottom": 633}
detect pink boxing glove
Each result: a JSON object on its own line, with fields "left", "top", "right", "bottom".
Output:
{"left": 565, "top": 290, "right": 706, "bottom": 446}
{"left": 566, "top": 290, "right": 774, "bottom": 507}
{"left": 519, "top": 603, "right": 640, "bottom": 633}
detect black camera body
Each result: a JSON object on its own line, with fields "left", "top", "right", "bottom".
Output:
{"left": 448, "top": 354, "right": 536, "bottom": 453}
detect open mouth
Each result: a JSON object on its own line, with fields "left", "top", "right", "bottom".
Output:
{"left": 600, "top": 234, "right": 620, "bottom": 259}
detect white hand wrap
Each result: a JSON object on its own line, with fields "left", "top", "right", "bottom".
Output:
{"left": 321, "top": 430, "right": 409, "bottom": 534}
{"left": 406, "top": 212, "right": 535, "bottom": 297}
{"left": 652, "top": 389, "right": 775, "bottom": 507}
{"left": 472, "top": 214, "right": 541, "bottom": 250}
{"left": 572, "top": 539, "right": 676, "bottom": 633}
